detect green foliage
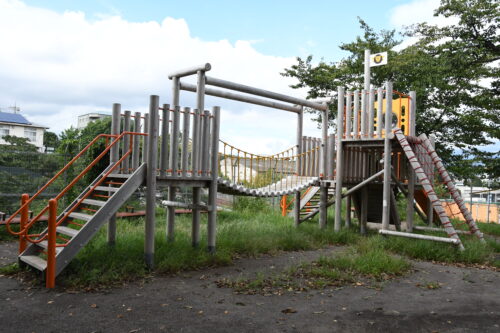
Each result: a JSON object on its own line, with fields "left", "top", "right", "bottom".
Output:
{"left": 282, "top": 0, "right": 499, "bottom": 180}
{"left": 233, "top": 196, "right": 271, "bottom": 212}
{"left": 43, "top": 131, "right": 59, "bottom": 150}
{"left": 0, "top": 135, "right": 37, "bottom": 152}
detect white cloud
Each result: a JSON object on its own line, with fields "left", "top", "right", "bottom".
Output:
{"left": 0, "top": 0, "right": 323, "bottom": 155}
{"left": 390, "top": 0, "right": 454, "bottom": 28}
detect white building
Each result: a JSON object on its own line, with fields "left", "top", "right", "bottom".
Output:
{"left": 77, "top": 112, "right": 110, "bottom": 129}
{"left": 0, "top": 109, "right": 48, "bottom": 152}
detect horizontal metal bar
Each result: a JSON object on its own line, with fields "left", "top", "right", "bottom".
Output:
{"left": 413, "top": 226, "right": 470, "bottom": 235}
{"left": 161, "top": 200, "right": 210, "bottom": 210}
{"left": 343, "top": 169, "right": 384, "bottom": 197}
{"left": 379, "top": 229, "right": 460, "bottom": 245}
{"left": 205, "top": 76, "right": 328, "bottom": 111}
{"left": 168, "top": 63, "right": 211, "bottom": 79}
{"left": 180, "top": 82, "right": 302, "bottom": 113}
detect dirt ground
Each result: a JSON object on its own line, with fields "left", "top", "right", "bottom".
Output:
{"left": 1, "top": 241, "right": 499, "bottom": 333}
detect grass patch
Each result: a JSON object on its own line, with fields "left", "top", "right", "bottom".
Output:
{"left": 477, "top": 222, "right": 500, "bottom": 237}
{"left": 217, "top": 239, "right": 411, "bottom": 294}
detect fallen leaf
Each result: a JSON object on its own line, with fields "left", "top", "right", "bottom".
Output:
{"left": 90, "top": 304, "right": 98, "bottom": 308}
{"left": 236, "top": 302, "right": 246, "bottom": 306}
{"left": 313, "top": 311, "right": 324, "bottom": 314}
{"left": 281, "top": 308, "right": 297, "bottom": 314}
{"left": 47, "top": 300, "right": 54, "bottom": 304}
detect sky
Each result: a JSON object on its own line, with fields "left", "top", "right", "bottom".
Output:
{"left": 0, "top": 0, "right": 460, "bottom": 154}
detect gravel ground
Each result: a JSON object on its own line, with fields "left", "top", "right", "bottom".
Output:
{"left": 1, "top": 241, "right": 499, "bottom": 333}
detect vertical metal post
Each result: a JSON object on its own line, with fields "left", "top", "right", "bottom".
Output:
{"left": 202, "top": 111, "right": 211, "bottom": 176}
{"left": 353, "top": 90, "right": 359, "bottom": 139}
{"left": 334, "top": 87, "right": 345, "bottom": 232}
{"left": 361, "top": 89, "right": 367, "bottom": 139}
{"left": 160, "top": 104, "right": 170, "bottom": 177}
{"left": 145, "top": 95, "right": 159, "bottom": 270}
{"left": 319, "top": 104, "right": 329, "bottom": 229}
{"left": 196, "top": 71, "right": 206, "bottom": 170}
{"left": 360, "top": 187, "right": 368, "bottom": 235}
{"left": 181, "top": 107, "right": 191, "bottom": 177}
{"left": 345, "top": 91, "right": 352, "bottom": 139}
{"left": 142, "top": 113, "right": 149, "bottom": 164}
{"left": 368, "top": 89, "right": 375, "bottom": 138}
{"left": 381, "top": 82, "right": 393, "bottom": 230}
{"left": 364, "top": 49, "right": 371, "bottom": 92}
{"left": 108, "top": 103, "right": 120, "bottom": 245}
{"left": 208, "top": 106, "right": 220, "bottom": 253}
{"left": 172, "top": 76, "right": 180, "bottom": 107}
{"left": 376, "top": 88, "right": 383, "bottom": 138}
{"left": 345, "top": 195, "right": 351, "bottom": 228}
{"left": 46, "top": 198, "right": 57, "bottom": 288}
{"left": 132, "top": 112, "right": 141, "bottom": 170}
{"left": 123, "top": 111, "right": 131, "bottom": 174}
{"left": 19, "top": 193, "right": 29, "bottom": 253}
{"left": 427, "top": 134, "right": 436, "bottom": 226}
{"left": 406, "top": 91, "right": 416, "bottom": 231}
{"left": 167, "top": 106, "right": 180, "bottom": 242}
{"left": 294, "top": 108, "right": 303, "bottom": 227}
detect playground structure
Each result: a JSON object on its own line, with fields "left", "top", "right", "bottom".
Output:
{"left": 4, "top": 62, "right": 484, "bottom": 288}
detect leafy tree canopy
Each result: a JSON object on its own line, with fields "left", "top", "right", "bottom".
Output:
{"left": 282, "top": 0, "right": 499, "bottom": 180}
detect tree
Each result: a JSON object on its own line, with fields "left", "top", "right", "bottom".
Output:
{"left": 43, "top": 131, "right": 59, "bottom": 150}
{"left": 282, "top": 0, "right": 499, "bottom": 180}
{"left": 0, "top": 135, "right": 38, "bottom": 152}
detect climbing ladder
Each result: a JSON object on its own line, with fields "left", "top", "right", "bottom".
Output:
{"left": 390, "top": 129, "right": 484, "bottom": 248}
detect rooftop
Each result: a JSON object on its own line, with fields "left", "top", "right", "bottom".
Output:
{"left": 0, "top": 111, "right": 31, "bottom": 125}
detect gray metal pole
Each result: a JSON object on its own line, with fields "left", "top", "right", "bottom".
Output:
{"left": 108, "top": 103, "right": 120, "bottom": 245}
{"left": 123, "top": 111, "right": 131, "bottom": 174}
{"left": 160, "top": 104, "right": 170, "bottom": 177}
{"left": 167, "top": 106, "right": 180, "bottom": 242}
{"left": 406, "top": 91, "right": 416, "bottom": 231}
{"left": 368, "top": 89, "right": 375, "bottom": 138}
{"left": 180, "top": 82, "right": 302, "bottom": 113}
{"left": 142, "top": 113, "right": 149, "bottom": 164}
{"left": 172, "top": 76, "right": 180, "bottom": 107}
{"left": 145, "top": 95, "right": 159, "bottom": 269}
{"left": 168, "top": 63, "right": 211, "bottom": 79}
{"left": 353, "top": 90, "right": 359, "bottom": 139}
{"left": 196, "top": 71, "right": 206, "bottom": 173}
{"left": 208, "top": 106, "right": 220, "bottom": 253}
{"left": 364, "top": 49, "right": 371, "bottom": 92}
{"left": 294, "top": 108, "right": 303, "bottom": 227}
{"left": 205, "top": 76, "right": 327, "bottom": 111}
{"left": 132, "top": 112, "right": 141, "bottom": 171}
{"left": 381, "top": 82, "right": 393, "bottom": 230}
{"left": 427, "top": 134, "right": 436, "bottom": 226}
{"left": 181, "top": 107, "right": 191, "bottom": 177}
{"left": 334, "top": 87, "right": 345, "bottom": 232}
{"left": 319, "top": 104, "right": 329, "bottom": 229}
{"left": 376, "top": 87, "right": 383, "bottom": 138}
{"left": 345, "top": 91, "right": 352, "bottom": 139}
{"left": 360, "top": 89, "right": 367, "bottom": 139}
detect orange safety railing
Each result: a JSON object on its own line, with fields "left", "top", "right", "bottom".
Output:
{"left": 280, "top": 186, "right": 313, "bottom": 216}
{"left": 5, "top": 131, "right": 146, "bottom": 248}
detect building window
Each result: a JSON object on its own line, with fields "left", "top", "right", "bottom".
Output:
{"left": 0, "top": 125, "right": 9, "bottom": 138}
{"left": 24, "top": 128, "right": 37, "bottom": 142}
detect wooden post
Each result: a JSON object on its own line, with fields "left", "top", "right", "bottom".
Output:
{"left": 108, "top": 103, "right": 120, "bottom": 245}
{"left": 381, "top": 82, "right": 393, "bottom": 230}
{"left": 334, "top": 87, "right": 345, "bottom": 232}
{"left": 406, "top": 91, "right": 416, "bottom": 232}
{"left": 160, "top": 104, "right": 170, "bottom": 177}
{"left": 19, "top": 193, "right": 29, "bottom": 253}
{"left": 345, "top": 194, "right": 351, "bottom": 228}
{"left": 145, "top": 95, "right": 159, "bottom": 269}
{"left": 294, "top": 108, "right": 303, "bottom": 227}
{"left": 208, "top": 106, "right": 220, "bottom": 253}
{"left": 360, "top": 187, "right": 368, "bottom": 235}
{"left": 361, "top": 89, "right": 367, "bottom": 139}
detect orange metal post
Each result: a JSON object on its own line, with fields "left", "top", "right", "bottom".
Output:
{"left": 19, "top": 193, "right": 29, "bottom": 253}
{"left": 46, "top": 199, "right": 57, "bottom": 289}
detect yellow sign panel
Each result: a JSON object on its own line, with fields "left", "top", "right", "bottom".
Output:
{"left": 374, "top": 97, "right": 410, "bottom": 136}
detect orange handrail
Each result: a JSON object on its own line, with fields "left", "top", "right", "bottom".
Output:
{"left": 5, "top": 133, "right": 118, "bottom": 235}
{"left": 7, "top": 131, "right": 146, "bottom": 244}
